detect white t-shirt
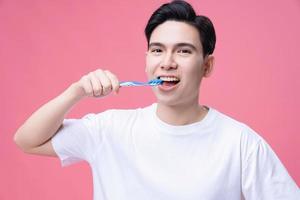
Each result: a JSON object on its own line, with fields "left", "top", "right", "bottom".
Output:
{"left": 52, "top": 104, "right": 299, "bottom": 200}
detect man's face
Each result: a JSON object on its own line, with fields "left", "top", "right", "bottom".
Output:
{"left": 146, "top": 20, "right": 211, "bottom": 106}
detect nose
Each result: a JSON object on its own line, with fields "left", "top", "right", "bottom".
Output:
{"left": 160, "top": 52, "right": 177, "bottom": 70}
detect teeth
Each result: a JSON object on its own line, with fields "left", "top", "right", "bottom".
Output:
{"left": 159, "top": 76, "right": 180, "bottom": 82}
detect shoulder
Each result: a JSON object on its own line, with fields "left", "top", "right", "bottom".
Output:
{"left": 82, "top": 104, "right": 154, "bottom": 128}
{"left": 212, "top": 109, "right": 246, "bottom": 130}
{"left": 211, "top": 108, "right": 263, "bottom": 150}
{"left": 212, "top": 109, "right": 259, "bottom": 138}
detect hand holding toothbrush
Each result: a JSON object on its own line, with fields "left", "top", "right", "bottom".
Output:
{"left": 71, "top": 69, "right": 162, "bottom": 99}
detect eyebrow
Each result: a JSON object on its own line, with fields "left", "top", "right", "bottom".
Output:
{"left": 148, "top": 42, "right": 198, "bottom": 51}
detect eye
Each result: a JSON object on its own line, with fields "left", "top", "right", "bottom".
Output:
{"left": 151, "top": 48, "right": 162, "bottom": 53}
{"left": 150, "top": 48, "right": 163, "bottom": 55}
{"left": 178, "top": 49, "right": 192, "bottom": 54}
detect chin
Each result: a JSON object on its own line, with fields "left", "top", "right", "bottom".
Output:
{"left": 154, "top": 91, "right": 199, "bottom": 108}
{"left": 155, "top": 95, "right": 183, "bottom": 107}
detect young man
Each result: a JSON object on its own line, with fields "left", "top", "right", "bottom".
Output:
{"left": 14, "top": 1, "right": 299, "bottom": 199}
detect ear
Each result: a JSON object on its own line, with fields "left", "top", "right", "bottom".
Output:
{"left": 202, "top": 55, "right": 214, "bottom": 77}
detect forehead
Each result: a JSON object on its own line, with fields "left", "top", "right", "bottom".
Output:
{"left": 149, "top": 20, "right": 202, "bottom": 49}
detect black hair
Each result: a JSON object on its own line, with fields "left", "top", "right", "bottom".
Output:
{"left": 145, "top": 0, "right": 216, "bottom": 57}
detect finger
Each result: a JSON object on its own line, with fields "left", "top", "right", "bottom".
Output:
{"left": 94, "top": 69, "right": 112, "bottom": 96}
{"left": 80, "top": 75, "right": 93, "bottom": 97}
{"left": 89, "top": 72, "right": 102, "bottom": 97}
{"left": 104, "top": 70, "right": 120, "bottom": 94}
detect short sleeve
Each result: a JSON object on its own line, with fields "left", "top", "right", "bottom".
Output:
{"left": 51, "top": 112, "right": 107, "bottom": 167}
{"left": 241, "top": 130, "right": 300, "bottom": 199}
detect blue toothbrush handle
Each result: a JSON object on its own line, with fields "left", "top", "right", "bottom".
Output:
{"left": 119, "top": 81, "right": 147, "bottom": 87}
{"left": 119, "top": 79, "right": 163, "bottom": 87}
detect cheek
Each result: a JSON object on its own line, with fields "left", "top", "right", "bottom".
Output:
{"left": 182, "top": 60, "right": 203, "bottom": 84}
{"left": 182, "top": 59, "right": 202, "bottom": 73}
{"left": 146, "top": 55, "right": 159, "bottom": 74}
{"left": 145, "top": 58, "right": 154, "bottom": 79}
{"left": 145, "top": 67, "right": 152, "bottom": 79}
{"left": 191, "top": 57, "right": 204, "bottom": 74}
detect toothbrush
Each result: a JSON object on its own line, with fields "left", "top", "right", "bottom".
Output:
{"left": 120, "top": 79, "right": 163, "bottom": 87}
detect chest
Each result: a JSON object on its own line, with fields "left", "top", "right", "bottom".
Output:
{"left": 95, "top": 120, "right": 243, "bottom": 199}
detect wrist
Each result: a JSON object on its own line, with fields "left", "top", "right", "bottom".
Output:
{"left": 63, "top": 83, "right": 85, "bottom": 103}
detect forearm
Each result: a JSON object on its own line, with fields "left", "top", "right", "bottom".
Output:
{"left": 14, "top": 83, "right": 83, "bottom": 151}
{"left": 14, "top": 69, "right": 119, "bottom": 155}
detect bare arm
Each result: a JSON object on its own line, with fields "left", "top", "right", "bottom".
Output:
{"left": 14, "top": 69, "right": 119, "bottom": 156}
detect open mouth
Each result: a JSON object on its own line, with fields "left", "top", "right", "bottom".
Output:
{"left": 158, "top": 76, "right": 180, "bottom": 87}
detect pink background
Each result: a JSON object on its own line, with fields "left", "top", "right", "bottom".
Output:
{"left": 1, "top": 0, "right": 299, "bottom": 199}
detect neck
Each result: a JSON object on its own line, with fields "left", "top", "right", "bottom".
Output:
{"left": 156, "top": 101, "right": 208, "bottom": 126}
